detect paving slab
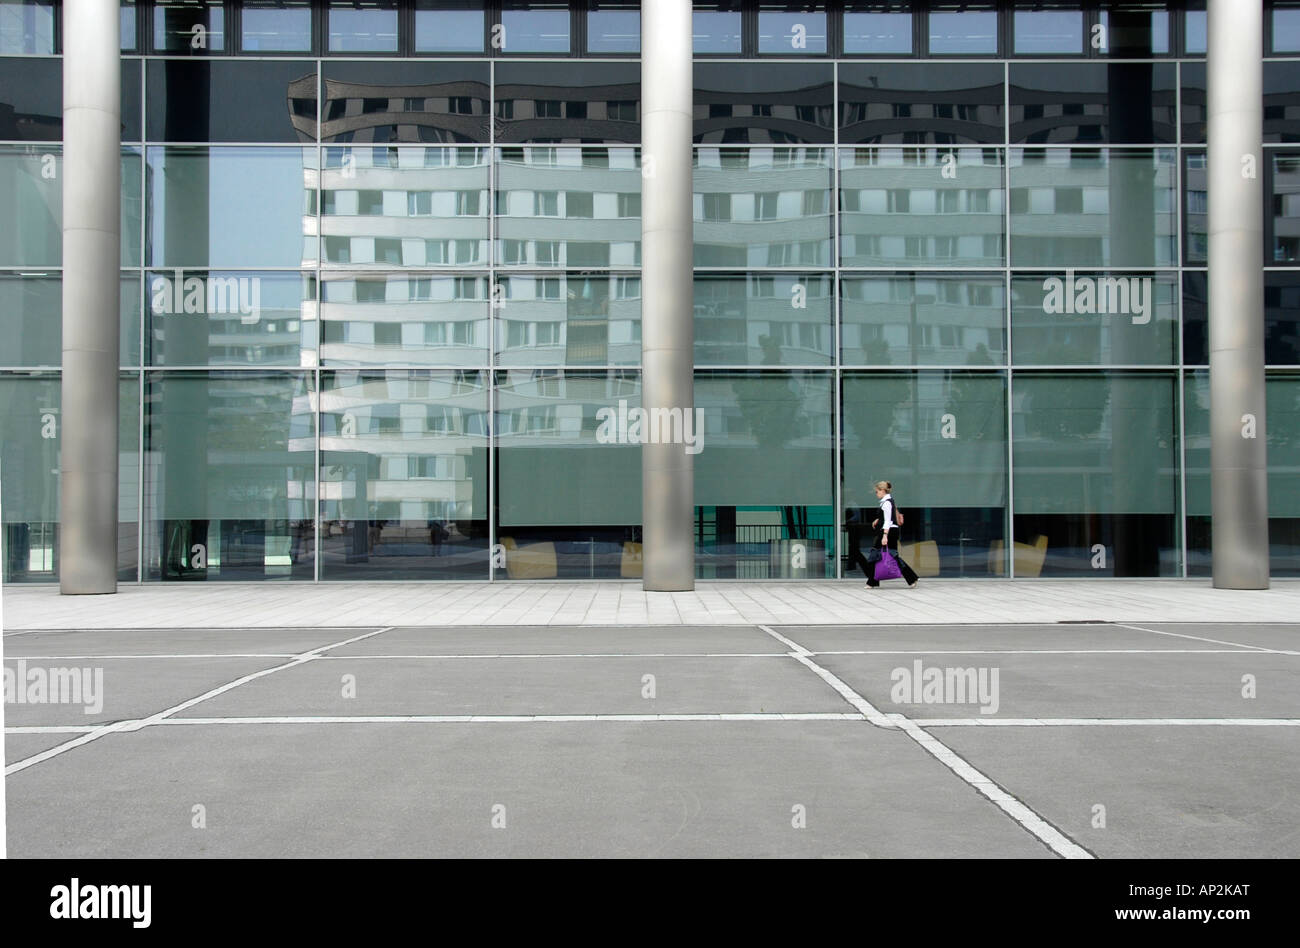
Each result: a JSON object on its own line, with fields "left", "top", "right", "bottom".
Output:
{"left": 2, "top": 628, "right": 374, "bottom": 658}
{"left": 5, "top": 721, "right": 1054, "bottom": 858}
{"left": 777, "top": 623, "right": 1249, "bottom": 655}
{"left": 328, "top": 624, "right": 778, "bottom": 656}
{"left": 4, "top": 732, "right": 79, "bottom": 767}
{"left": 1139, "top": 623, "right": 1300, "bottom": 653}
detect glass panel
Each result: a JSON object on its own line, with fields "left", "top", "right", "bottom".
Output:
{"left": 1183, "top": 149, "right": 1207, "bottom": 265}
{"left": 147, "top": 270, "right": 315, "bottom": 367}
{"left": 1096, "top": 9, "right": 1168, "bottom": 56}
{"left": 694, "top": 62, "right": 835, "bottom": 144}
{"left": 839, "top": 62, "right": 1004, "bottom": 146}
{"left": 694, "top": 273, "right": 832, "bottom": 366}
{"left": 693, "top": 4, "right": 742, "bottom": 54}
{"left": 320, "top": 369, "right": 489, "bottom": 579}
{"left": 0, "top": 272, "right": 140, "bottom": 368}
{"left": 0, "top": 373, "right": 59, "bottom": 582}
{"left": 1275, "top": 6, "right": 1300, "bottom": 54}
{"left": 842, "top": 371, "right": 1008, "bottom": 578}
{"left": 153, "top": 0, "right": 226, "bottom": 53}
{"left": 841, "top": 274, "right": 1007, "bottom": 367}
{"left": 1184, "top": 8, "right": 1206, "bottom": 55}
{"left": 328, "top": 0, "right": 398, "bottom": 53}
{"left": 1265, "top": 63, "right": 1300, "bottom": 144}
{"left": 494, "top": 62, "right": 639, "bottom": 144}
{"left": 758, "top": 4, "right": 828, "bottom": 55}
{"left": 1181, "top": 62, "right": 1205, "bottom": 145}
{"left": 840, "top": 147, "right": 1005, "bottom": 268}
{"left": 0, "top": 145, "right": 59, "bottom": 266}
{"left": 1012, "top": 371, "right": 1179, "bottom": 576}
{"left": 694, "top": 371, "right": 834, "bottom": 579}
{"left": 928, "top": 6, "right": 998, "bottom": 55}
{"left": 694, "top": 147, "right": 832, "bottom": 268}
{"left": 118, "top": 374, "right": 140, "bottom": 580}
{"left": 321, "top": 61, "right": 490, "bottom": 144}
{"left": 495, "top": 272, "right": 640, "bottom": 367}
{"left": 1008, "top": 148, "right": 1177, "bottom": 268}
{"left": 144, "top": 371, "right": 316, "bottom": 581}
{"left": 587, "top": 1, "right": 638, "bottom": 54}
{"left": 1011, "top": 272, "right": 1177, "bottom": 366}
{"left": 320, "top": 272, "right": 489, "bottom": 366}
{"left": 146, "top": 60, "right": 317, "bottom": 143}
{"left": 0, "top": 55, "right": 59, "bottom": 141}
{"left": 322, "top": 145, "right": 488, "bottom": 269}
{"left": 0, "top": 0, "right": 54, "bottom": 54}
{"left": 1183, "top": 271, "right": 1300, "bottom": 367}
{"left": 500, "top": 2, "right": 570, "bottom": 54}
{"left": 843, "top": 6, "right": 912, "bottom": 55}
{"left": 1009, "top": 63, "right": 1176, "bottom": 145}
{"left": 496, "top": 146, "right": 640, "bottom": 268}
{"left": 242, "top": 0, "right": 313, "bottom": 52}
{"left": 1273, "top": 151, "right": 1300, "bottom": 263}
{"left": 122, "top": 0, "right": 137, "bottom": 51}
{"left": 415, "top": 0, "right": 484, "bottom": 53}
{"left": 147, "top": 146, "right": 318, "bottom": 269}
{"left": 494, "top": 369, "right": 641, "bottom": 579}
{"left": 1013, "top": 9, "right": 1083, "bottom": 55}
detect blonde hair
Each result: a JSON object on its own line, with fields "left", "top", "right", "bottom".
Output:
{"left": 874, "top": 480, "right": 892, "bottom": 492}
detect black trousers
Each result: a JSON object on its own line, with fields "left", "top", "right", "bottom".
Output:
{"left": 866, "top": 530, "right": 919, "bottom": 586}
{"left": 846, "top": 524, "right": 874, "bottom": 579}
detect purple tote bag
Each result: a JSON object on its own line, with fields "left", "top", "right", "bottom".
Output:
{"left": 875, "top": 549, "right": 903, "bottom": 581}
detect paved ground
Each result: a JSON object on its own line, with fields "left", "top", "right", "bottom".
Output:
{"left": 4, "top": 620, "right": 1297, "bottom": 858}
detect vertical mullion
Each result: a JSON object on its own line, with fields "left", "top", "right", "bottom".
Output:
{"left": 488, "top": 59, "right": 497, "bottom": 580}
{"left": 832, "top": 60, "right": 842, "bottom": 579}
{"left": 1003, "top": 58, "right": 1014, "bottom": 579}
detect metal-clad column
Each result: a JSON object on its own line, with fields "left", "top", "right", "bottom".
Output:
{"left": 1208, "top": 0, "right": 1270, "bottom": 588}
{"left": 640, "top": 0, "right": 695, "bottom": 591}
{"left": 60, "top": 0, "right": 121, "bottom": 594}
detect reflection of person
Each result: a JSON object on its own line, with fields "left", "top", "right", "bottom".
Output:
{"left": 867, "top": 480, "right": 918, "bottom": 588}
{"left": 428, "top": 519, "right": 448, "bottom": 555}
{"left": 844, "top": 505, "right": 874, "bottom": 581}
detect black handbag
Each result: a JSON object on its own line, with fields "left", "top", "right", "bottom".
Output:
{"left": 865, "top": 547, "right": 882, "bottom": 565}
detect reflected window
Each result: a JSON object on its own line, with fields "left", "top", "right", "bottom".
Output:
{"left": 1013, "top": 9, "right": 1083, "bottom": 55}
{"left": 839, "top": 62, "right": 1004, "bottom": 145}
{"left": 843, "top": 5, "right": 912, "bottom": 55}
{"left": 694, "top": 62, "right": 835, "bottom": 144}
{"left": 588, "top": 1, "right": 638, "bottom": 53}
{"left": 694, "top": 3, "right": 742, "bottom": 54}
{"left": 1010, "top": 63, "right": 1176, "bottom": 145}
{"left": 495, "top": 273, "right": 639, "bottom": 366}
{"left": 328, "top": 0, "right": 398, "bottom": 53}
{"left": 694, "top": 273, "right": 832, "bottom": 366}
{"left": 153, "top": 0, "right": 226, "bottom": 52}
{"left": 322, "top": 61, "right": 490, "bottom": 144}
{"left": 122, "top": 0, "right": 137, "bottom": 51}
{"left": 758, "top": 4, "right": 828, "bottom": 55}
{"left": 495, "top": 62, "right": 639, "bottom": 143}
{"left": 1183, "top": 149, "right": 1207, "bottom": 264}
{"left": 501, "top": 1, "right": 570, "bottom": 54}
{"left": 0, "top": 56, "right": 61, "bottom": 141}
{"left": 1096, "top": 9, "right": 1168, "bottom": 56}
{"left": 415, "top": 0, "right": 484, "bottom": 53}
{"left": 242, "top": 0, "right": 313, "bottom": 52}
{"left": 928, "top": 6, "right": 998, "bottom": 55}
{"left": 841, "top": 274, "right": 1006, "bottom": 366}
{"left": 0, "top": 0, "right": 54, "bottom": 53}
{"left": 1272, "top": 152, "right": 1300, "bottom": 263}
{"left": 146, "top": 60, "right": 318, "bottom": 143}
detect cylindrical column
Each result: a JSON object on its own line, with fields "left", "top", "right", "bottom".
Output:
{"left": 640, "top": 0, "right": 695, "bottom": 591}
{"left": 60, "top": 0, "right": 121, "bottom": 594}
{"left": 1208, "top": 0, "right": 1270, "bottom": 589}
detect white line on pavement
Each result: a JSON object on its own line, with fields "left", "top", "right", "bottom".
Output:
{"left": 1114, "top": 623, "right": 1289, "bottom": 653}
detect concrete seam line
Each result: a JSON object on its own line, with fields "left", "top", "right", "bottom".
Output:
{"left": 1113, "top": 623, "right": 1280, "bottom": 652}
{"left": 3, "top": 627, "right": 396, "bottom": 776}
{"left": 758, "top": 625, "right": 1094, "bottom": 860}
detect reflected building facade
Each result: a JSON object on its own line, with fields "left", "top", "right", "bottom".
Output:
{"left": 2, "top": 0, "right": 1299, "bottom": 583}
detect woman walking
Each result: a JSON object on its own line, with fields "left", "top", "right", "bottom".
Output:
{"left": 866, "top": 480, "right": 918, "bottom": 588}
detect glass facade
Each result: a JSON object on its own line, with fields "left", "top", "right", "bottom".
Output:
{"left": 2, "top": 1, "right": 1298, "bottom": 583}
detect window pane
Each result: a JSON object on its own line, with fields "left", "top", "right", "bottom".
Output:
{"left": 320, "top": 369, "right": 489, "bottom": 579}
{"left": 1184, "top": 9, "right": 1207, "bottom": 55}
{"left": 839, "top": 62, "right": 1004, "bottom": 145}
{"left": 1010, "top": 63, "right": 1176, "bottom": 145}
{"left": 496, "top": 146, "right": 640, "bottom": 268}
{"left": 1097, "top": 9, "right": 1168, "bottom": 56}
{"left": 1273, "top": 151, "right": 1300, "bottom": 263}
{"left": 758, "top": 6, "right": 828, "bottom": 55}
{"left": 1275, "top": 7, "right": 1300, "bottom": 54}
{"left": 122, "top": 0, "right": 137, "bottom": 51}
{"left": 694, "top": 273, "right": 832, "bottom": 366}
{"left": 495, "top": 272, "right": 640, "bottom": 367}
{"left": 0, "top": 272, "right": 141, "bottom": 368}
{"left": 1011, "top": 272, "right": 1177, "bottom": 366}
{"left": 321, "top": 61, "right": 490, "bottom": 144}
{"left": 694, "top": 62, "right": 835, "bottom": 144}
{"left": 1013, "top": 10, "right": 1083, "bottom": 55}
{"left": 928, "top": 8, "right": 998, "bottom": 55}
{"left": 0, "top": 55, "right": 60, "bottom": 141}
{"left": 1183, "top": 149, "right": 1207, "bottom": 264}
{"left": 146, "top": 60, "right": 318, "bottom": 143}
{"left": 1181, "top": 62, "right": 1205, "bottom": 145}
{"left": 242, "top": 0, "right": 313, "bottom": 52}
{"left": 693, "top": 6, "right": 742, "bottom": 54}
{"left": 0, "top": 373, "right": 59, "bottom": 581}
{"left": 1183, "top": 271, "right": 1300, "bottom": 367}
{"left": 147, "top": 146, "right": 318, "bottom": 268}
{"left": 153, "top": 0, "right": 226, "bottom": 53}
{"left": 328, "top": 0, "right": 398, "bottom": 53}
{"left": 1265, "top": 63, "right": 1300, "bottom": 144}
{"left": 843, "top": 371, "right": 1008, "bottom": 578}
{"left": 495, "top": 62, "right": 639, "bottom": 144}
{"left": 415, "top": 0, "right": 485, "bottom": 53}
{"left": 495, "top": 369, "right": 641, "bottom": 578}
{"left": 1008, "top": 148, "right": 1177, "bottom": 268}
{"left": 843, "top": 8, "right": 912, "bottom": 55}
{"left": 840, "top": 147, "right": 1005, "bottom": 268}
{"left": 320, "top": 272, "right": 488, "bottom": 366}
{"left": 1012, "top": 372, "right": 1179, "bottom": 576}
{"left": 694, "top": 147, "right": 832, "bottom": 268}
{"left": 588, "top": 3, "right": 638, "bottom": 53}
{"left": 841, "top": 274, "right": 1006, "bottom": 367}
{"left": 695, "top": 371, "right": 834, "bottom": 579}
{"left": 0, "top": 0, "right": 54, "bottom": 54}
{"left": 500, "top": 3, "right": 570, "bottom": 54}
